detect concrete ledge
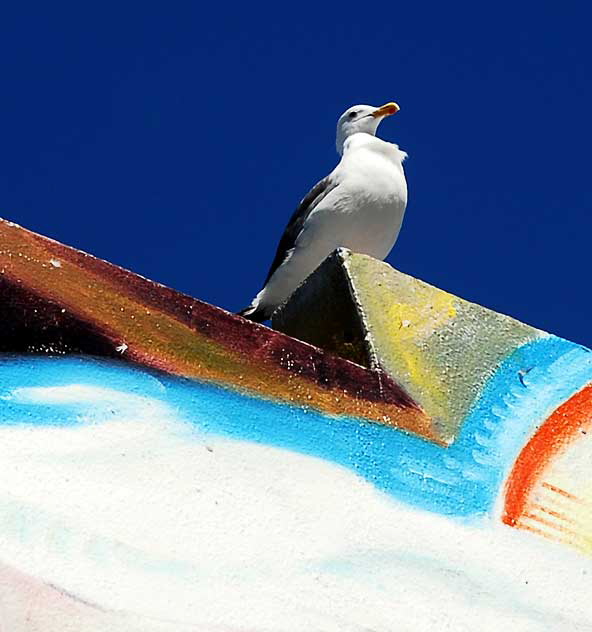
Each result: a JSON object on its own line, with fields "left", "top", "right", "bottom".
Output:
{"left": 0, "top": 219, "right": 434, "bottom": 438}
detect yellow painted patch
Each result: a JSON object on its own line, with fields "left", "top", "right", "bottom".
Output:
{"left": 386, "top": 291, "right": 458, "bottom": 341}
{"left": 381, "top": 292, "right": 459, "bottom": 422}
{"left": 345, "top": 253, "right": 541, "bottom": 440}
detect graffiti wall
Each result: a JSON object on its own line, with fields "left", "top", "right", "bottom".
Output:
{"left": 0, "top": 218, "right": 591, "bottom": 631}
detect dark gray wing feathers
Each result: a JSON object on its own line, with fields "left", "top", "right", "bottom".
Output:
{"left": 262, "top": 174, "right": 338, "bottom": 285}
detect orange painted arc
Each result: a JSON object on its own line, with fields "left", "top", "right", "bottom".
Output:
{"left": 503, "top": 383, "right": 592, "bottom": 527}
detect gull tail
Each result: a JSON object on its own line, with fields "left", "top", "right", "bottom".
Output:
{"left": 238, "top": 286, "right": 276, "bottom": 323}
{"left": 237, "top": 303, "right": 269, "bottom": 323}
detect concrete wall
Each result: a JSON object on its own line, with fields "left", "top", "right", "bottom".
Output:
{"left": 0, "top": 219, "right": 591, "bottom": 631}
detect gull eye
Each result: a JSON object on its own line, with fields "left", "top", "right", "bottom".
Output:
{"left": 348, "top": 111, "right": 357, "bottom": 119}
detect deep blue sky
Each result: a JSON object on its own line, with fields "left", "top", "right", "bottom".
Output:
{"left": 1, "top": 4, "right": 591, "bottom": 345}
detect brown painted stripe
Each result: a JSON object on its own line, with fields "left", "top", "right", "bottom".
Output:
{"left": 541, "top": 482, "right": 584, "bottom": 503}
{"left": 0, "top": 218, "right": 439, "bottom": 442}
{"left": 530, "top": 503, "right": 576, "bottom": 525}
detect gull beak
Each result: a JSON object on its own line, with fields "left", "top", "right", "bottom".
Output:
{"left": 371, "top": 102, "right": 400, "bottom": 118}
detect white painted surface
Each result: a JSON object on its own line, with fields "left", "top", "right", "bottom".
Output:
{"left": 0, "top": 384, "right": 591, "bottom": 631}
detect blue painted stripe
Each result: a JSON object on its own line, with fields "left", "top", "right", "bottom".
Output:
{"left": 1, "top": 336, "right": 591, "bottom": 519}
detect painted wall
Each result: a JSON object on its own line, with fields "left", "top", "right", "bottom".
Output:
{"left": 1, "top": 219, "right": 592, "bottom": 631}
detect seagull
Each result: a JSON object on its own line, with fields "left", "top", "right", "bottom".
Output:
{"left": 239, "top": 102, "right": 408, "bottom": 323}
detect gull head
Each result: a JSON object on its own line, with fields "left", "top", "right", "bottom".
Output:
{"left": 336, "top": 102, "right": 400, "bottom": 154}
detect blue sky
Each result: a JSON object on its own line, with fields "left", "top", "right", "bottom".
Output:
{"left": 1, "top": 3, "right": 591, "bottom": 345}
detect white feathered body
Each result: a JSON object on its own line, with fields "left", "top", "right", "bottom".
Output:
{"left": 251, "top": 133, "right": 408, "bottom": 318}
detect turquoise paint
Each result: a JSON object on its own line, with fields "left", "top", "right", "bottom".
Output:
{"left": 0, "top": 337, "right": 590, "bottom": 519}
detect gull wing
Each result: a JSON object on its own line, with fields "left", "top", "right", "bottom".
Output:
{"left": 263, "top": 173, "right": 341, "bottom": 285}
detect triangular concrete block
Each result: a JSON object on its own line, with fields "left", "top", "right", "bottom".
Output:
{"left": 273, "top": 249, "right": 544, "bottom": 443}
